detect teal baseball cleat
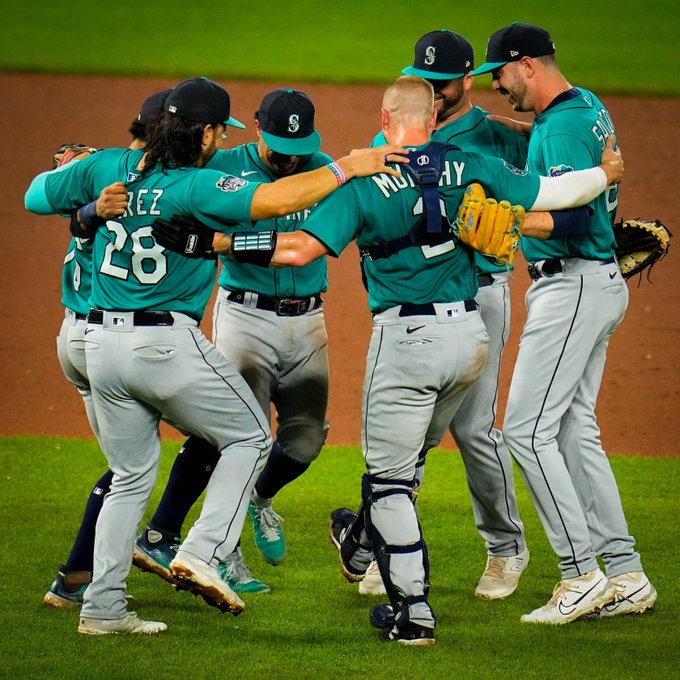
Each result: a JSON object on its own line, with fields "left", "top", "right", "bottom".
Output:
{"left": 218, "top": 557, "right": 271, "bottom": 594}
{"left": 248, "top": 500, "right": 286, "bottom": 565}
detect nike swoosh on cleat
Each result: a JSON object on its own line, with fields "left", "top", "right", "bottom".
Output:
{"left": 557, "top": 579, "right": 607, "bottom": 616}
{"left": 406, "top": 325, "right": 426, "bottom": 334}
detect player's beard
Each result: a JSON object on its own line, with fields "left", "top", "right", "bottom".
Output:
{"left": 267, "top": 151, "right": 309, "bottom": 177}
{"left": 435, "top": 79, "right": 466, "bottom": 123}
{"left": 499, "top": 73, "right": 530, "bottom": 112}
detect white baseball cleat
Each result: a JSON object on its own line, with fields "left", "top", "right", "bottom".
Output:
{"left": 521, "top": 568, "right": 616, "bottom": 624}
{"left": 475, "top": 547, "right": 530, "bottom": 600}
{"left": 170, "top": 550, "right": 245, "bottom": 615}
{"left": 598, "top": 571, "right": 657, "bottom": 618}
{"left": 78, "top": 611, "right": 167, "bottom": 635}
{"left": 359, "top": 560, "right": 387, "bottom": 596}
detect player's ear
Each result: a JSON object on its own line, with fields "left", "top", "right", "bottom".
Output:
{"left": 381, "top": 107, "right": 390, "bottom": 132}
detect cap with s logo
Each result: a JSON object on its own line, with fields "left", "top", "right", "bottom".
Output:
{"left": 471, "top": 22, "right": 556, "bottom": 76}
{"left": 256, "top": 88, "right": 322, "bottom": 155}
{"left": 401, "top": 29, "right": 474, "bottom": 80}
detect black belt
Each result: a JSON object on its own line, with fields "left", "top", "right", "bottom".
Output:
{"left": 227, "top": 290, "right": 322, "bottom": 317}
{"left": 88, "top": 310, "right": 175, "bottom": 326}
{"left": 399, "top": 300, "right": 477, "bottom": 317}
{"left": 528, "top": 257, "right": 615, "bottom": 281}
{"left": 477, "top": 273, "right": 495, "bottom": 288}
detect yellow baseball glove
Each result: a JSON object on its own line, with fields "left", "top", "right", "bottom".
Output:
{"left": 456, "top": 183, "right": 525, "bottom": 267}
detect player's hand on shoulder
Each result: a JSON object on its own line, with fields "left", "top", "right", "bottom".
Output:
{"left": 97, "top": 182, "right": 128, "bottom": 220}
{"left": 599, "top": 135, "right": 624, "bottom": 185}
{"left": 340, "top": 144, "right": 408, "bottom": 179}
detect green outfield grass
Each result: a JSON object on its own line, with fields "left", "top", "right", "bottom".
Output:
{"left": 1, "top": 0, "right": 678, "bottom": 95}
{"left": 1, "top": 437, "right": 678, "bottom": 679}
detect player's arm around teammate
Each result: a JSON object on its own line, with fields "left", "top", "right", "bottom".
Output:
{"left": 473, "top": 22, "right": 656, "bottom": 624}
{"left": 197, "top": 76, "right": 622, "bottom": 646}
{"left": 132, "top": 89, "right": 338, "bottom": 596}
{"left": 25, "top": 77, "right": 407, "bottom": 636}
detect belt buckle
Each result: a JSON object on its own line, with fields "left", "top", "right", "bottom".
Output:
{"left": 276, "top": 299, "right": 305, "bottom": 316}
{"left": 527, "top": 264, "right": 540, "bottom": 281}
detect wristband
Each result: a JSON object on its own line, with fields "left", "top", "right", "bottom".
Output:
{"left": 231, "top": 231, "right": 278, "bottom": 267}
{"left": 548, "top": 206, "right": 591, "bottom": 240}
{"left": 327, "top": 162, "right": 347, "bottom": 187}
{"left": 69, "top": 200, "right": 102, "bottom": 239}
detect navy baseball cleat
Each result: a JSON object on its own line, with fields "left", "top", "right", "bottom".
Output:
{"left": 380, "top": 622, "right": 436, "bottom": 647}
{"left": 133, "top": 526, "right": 181, "bottom": 585}
{"left": 329, "top": 507, "right": 370, "bottom": 583}
{"left": 44, "top": 565, "right": 90, "bottom": 608}
{"left": 369, "top": 603, "right": 395, "bottom": 630}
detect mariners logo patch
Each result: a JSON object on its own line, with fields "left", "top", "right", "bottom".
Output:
{"left": 288, "top": 114, "right": 300, "bottom": 133}
{"left": 549, "top": 164, "right": 574, "bottom": 177}
{"left": 425, "top": 46, "right": 436, "bottom": 65}
{"left": 216, "top": 175, "right": 248, "bottom": 192}
{"left": 503, "top": 161, "right": 528, "bottom": 175}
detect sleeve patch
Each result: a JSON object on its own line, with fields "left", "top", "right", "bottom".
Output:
{"left": 503, "top": 161, "right": 528, "bottom": 175}
{"left": 216, "top": 175, "right": 248, "bottom": 192}
{"left": 548, "top": 164, "right": 574, "bottom": 177}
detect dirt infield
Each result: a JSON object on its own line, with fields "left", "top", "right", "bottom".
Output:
{"left": 2, "top": 73, "right": 678, "bottom": 456}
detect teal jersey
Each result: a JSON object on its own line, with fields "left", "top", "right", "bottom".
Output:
{"left": 207, "top": 143, "right": 333, "bottom": 297}
{"left": 33, "top": 148, "right": 259, "bottom": 320}
{"left": 62, "top": 237, "right": 94, "bottom": 315}
{"left": 302, "top": 142, "right": 541, "bottom": 313}
{"left": 432, "top": 106, "right": 528, "bottom": 275}
{"left": 373, "top": 107, "right": 528, "bottom": 275}
{"left": 522, "top": 87, "right": 618, "bottom": 263}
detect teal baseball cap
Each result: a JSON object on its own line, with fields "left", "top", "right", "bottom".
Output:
{"left": 472, "top": 23, "right": 556, "bottom": 76}
{"left": 401, "top": 30, "right": 474, "bottom": 80}
{"left": 165, "top": 77, "right": 245, "bottom": 128}
{"left": 257, "top": 88, "right": 322, "bottom": 156}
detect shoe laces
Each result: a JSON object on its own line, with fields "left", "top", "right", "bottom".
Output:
{"left": 254, "top": 505, "right": 284, "bottom": 541}
{"left": 224, "top": 560, "right": 255, "bottom": 584}
{"left": 482, "top": 556, "right": 508, "bottom": 581}
{"left": 546, "top": 579, "right": 580, "bottom": 606}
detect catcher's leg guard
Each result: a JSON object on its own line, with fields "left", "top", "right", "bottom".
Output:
{"left": 361, "top": 473, "right": 434, "bottom": 629}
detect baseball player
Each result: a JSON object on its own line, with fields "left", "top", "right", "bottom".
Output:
{"left": 44, "top": 89, "right": 172, "bottom": 608}
{"left": 473, "top": 22, "right": 657, "bottom": 623}
{"left": 365, "top": 29, "right": 530, "bottom": 600}
{"left": 25, "top": 76, "right": 404, "bottom": 635}
{"left": 132, "top": 88, "right": 334, "bottom": 594}
{"left": 182, "top": 76, "right": 624, "bottom": 644}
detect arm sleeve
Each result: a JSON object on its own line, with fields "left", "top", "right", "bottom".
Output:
{"left": 530, "top": 167, "right": 607, "bottom": 211}
{"left": 24, "top": 172, "right": 55, "bottom": 214}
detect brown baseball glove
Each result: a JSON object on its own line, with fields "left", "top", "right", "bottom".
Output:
{"left": 52, "top": 144, "right": 100, "bottom": 169}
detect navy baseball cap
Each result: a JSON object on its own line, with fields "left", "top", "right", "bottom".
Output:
{"left": 401, "top": 29, "right": 474, "bottom": 80}
{"left": 472, "top": 22, "right": 556, "bottom": 76}
{"left": 256, "top": 88, "right": 322, "bottom": 155}
{"left": 165, "top": 77, "right": 245, "bottom": 128}
{"left": 138, "top": 88, "right": 172, "bottom": 124}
